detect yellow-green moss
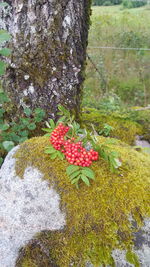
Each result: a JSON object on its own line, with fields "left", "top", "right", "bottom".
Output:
{"left": 15, "top": 136, "right": 150, "bottom": 267}
{"left": 81, "top": 108, "right": 143, "bottom": 145}
{"left": 21, "top": 259, "right": 37, "bottom": 267}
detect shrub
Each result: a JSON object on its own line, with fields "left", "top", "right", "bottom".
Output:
{"left": 122, "top": 0, "right": 147, "bottom": 8}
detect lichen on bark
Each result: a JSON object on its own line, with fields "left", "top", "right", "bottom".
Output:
{"left": 1, "top": 0, "right": 92, "bottom": 119}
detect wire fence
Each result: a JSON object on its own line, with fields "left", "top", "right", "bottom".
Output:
{"left": 88, "top": 46, "right": 150, "bottom": 51}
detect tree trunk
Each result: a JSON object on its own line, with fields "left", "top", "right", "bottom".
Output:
{"left": 1, "top": 0, "right": 91, "bottom": 119}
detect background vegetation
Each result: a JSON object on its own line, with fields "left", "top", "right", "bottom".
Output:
{"left": 83, "top": 5, "right": 150, "bottom": 109}
{"left": 92, "top": 0, "right": 147, "bottom": 8}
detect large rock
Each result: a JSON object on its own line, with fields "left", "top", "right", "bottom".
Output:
{"left": 0, "top": 146, "right": 65, "bottom": 267}
{"left": 0, "top": 136, "right": 150, "bottom": 267}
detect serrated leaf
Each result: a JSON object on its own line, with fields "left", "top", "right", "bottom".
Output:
{"left": 81, "top": 168, "right": 95, "bottom": 180}
{"left": 44, "top": 133, "right": 51, "bottom": 137}
{"left": 69, "top": 170, "right": 81, "bottom": 180}
{"left": 0, "top": 48, "right": 11, "bottom": 56}
{"left": 58, "top": 116, "right": 66, "bottom": 122}
{"left": 57, "top": 151, "right": 65, "bottom": 160}
{"left": 81, "top": 175, "right": 90, "bottom": 186}
{"left": 49, "top": 119, "right": 55, "bottom": 129}
{"left": 58, "top": 105, "right": 70, "bottom": 118}
{"left": 2, "top": 141, "right": 14, "bottom": 152}
{"left": 45, "top": 147, "right": 56, "bottom": 154}
{"left": 50, "top": 153, "right": 57, "bottom": 160}
{"left": 66, "top": 165, "right": 80, "bottom": 176}
{"left": 42, "top": 128, "right": 53, "bottom": 133}
{"left": 71, "top": 177, "right": 80, "bottom": 184}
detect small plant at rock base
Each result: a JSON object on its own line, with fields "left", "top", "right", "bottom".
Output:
{"left": 99, "top": 123, "right": 114, "bottom": 137}
{"left": 44, "top": 105, "right": 122, "bottom": 188}
{"left": 0, "top": 91, "right": 46, "bottom": 166}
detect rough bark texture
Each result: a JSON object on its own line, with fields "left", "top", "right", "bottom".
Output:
{"left": 1, "top": 0, "right": 91, "bottom": 118}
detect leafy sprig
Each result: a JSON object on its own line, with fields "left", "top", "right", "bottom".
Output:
{"left": 44, "top": 105, "right": 122, "bottom": 188}
{"left": 45, "top": 145, "right": 64, "bottom": 160}
{"left": 66, "top": 165, "right": 95, "bottom": 188}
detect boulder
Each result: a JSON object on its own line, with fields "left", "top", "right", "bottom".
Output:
{"left": 0, "top": 146, "right": 65, "bottom": 267}
{"left": 0, "top": 136, "right": 150, "bottom": 267}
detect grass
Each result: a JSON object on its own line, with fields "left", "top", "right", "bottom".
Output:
{"left": 83, "top": 5, "right": 150, "bottom": 108}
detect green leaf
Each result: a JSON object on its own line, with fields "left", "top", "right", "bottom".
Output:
{"left": 0, "top": 30, "right": 11, "bottom": 43}
{"left": 50, "top": 152, "right": 57, "bottom": 160}
{"left": 71, "top": 177, "right": 80, "bottom": 184}
{"left": 27, "top": 123, "right": 36, "bottom": 130}
{"left": 42, "top": 128, "right": 53, "bottom": 133}
{"left": 19, "top": 130, "right": 29, "bottom": 137}
{"left": 20, "top": 118, "right": 30, "bottom": 126}
{"left": 58, "top": 105, "right": 70, "bottom": 118}
{"left": 45, "top": 146, "right": 56, "bottom": 154}
{"left": 57, "top": 116, "right": 66, "bottom": 122}
{"left": 49, "top": 119, "right": 55, "bottom": 129}
{"left": 19, "top": 137, "right": 28, "bottom": 143}
{"left": 66, "top": 165, "right": 80, "bottom": 176}
{"left": 0, "top": 123, "right": 9, "bottom": 131}
{"left": 81, "top": 175, "right": 90, "bottom": 186}
{"left": 69, "top": 170, "right": 81, "bottom": 180}
{"left": 81, "top": 168, "right": 95, "bottom": 180}
{"left": 44, "top": 133, "right": 51, "bottom": 137}
{"left": 34, "top": 108, "right": 45, "bottom": 117}
{"left": 24, "top": 107, "right": 32, "bottom": 117}
{"left": 0, "top": 48, "right": 11, "bottom": 56}
{"left": 57, "top": 151, "right": 65, "bottom": 160}
{"left": 9, "top": 133, "right": 20, "bottom": 142}
{"left": 0, "top": 60, "right": 7, "bottom": 75}
{"left": 2, "top": 141, "right": 15, "bottom": 152}
{"left": 34, "top": 116, "right": 42, "bottom": 123}
{"left": 126, "top": 251, "right": 140, "bottom": 267}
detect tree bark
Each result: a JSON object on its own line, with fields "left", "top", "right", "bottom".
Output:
{"left": 1, "top": 0, "right": 91, "bottom": 119}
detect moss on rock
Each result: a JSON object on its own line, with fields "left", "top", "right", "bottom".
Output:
{"left": 15, "top": 136, "right": 150, "bottom": 266}
{"left": 125, "top": 108, "right": 150, "bottom": 143}
{"left": 81, "top": 108, "right": 143, "bottom": 145}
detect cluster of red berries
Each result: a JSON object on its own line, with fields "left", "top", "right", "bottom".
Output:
{"left": 50, "top": 123, "right": 99, "bottom": 167}
{"left": 50, "top": 123, "right": 69, "bottom": 150}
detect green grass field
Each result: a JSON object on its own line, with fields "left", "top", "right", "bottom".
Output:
{"left": 83, "top": 5, "right": 150, "bottom": 108}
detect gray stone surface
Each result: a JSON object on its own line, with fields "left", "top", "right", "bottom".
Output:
{"left": 135, "top": 135, "right": 150, "bottom": 148}
{"left": 0, "top": 146, "right": 65, "bottom": 267}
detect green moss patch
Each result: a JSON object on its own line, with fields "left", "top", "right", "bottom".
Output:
{"left": 81, "top": 108, "right": 143, "bottom": 145}
{"left": 15, "top": 136, "right": 150, "bottom": 266}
